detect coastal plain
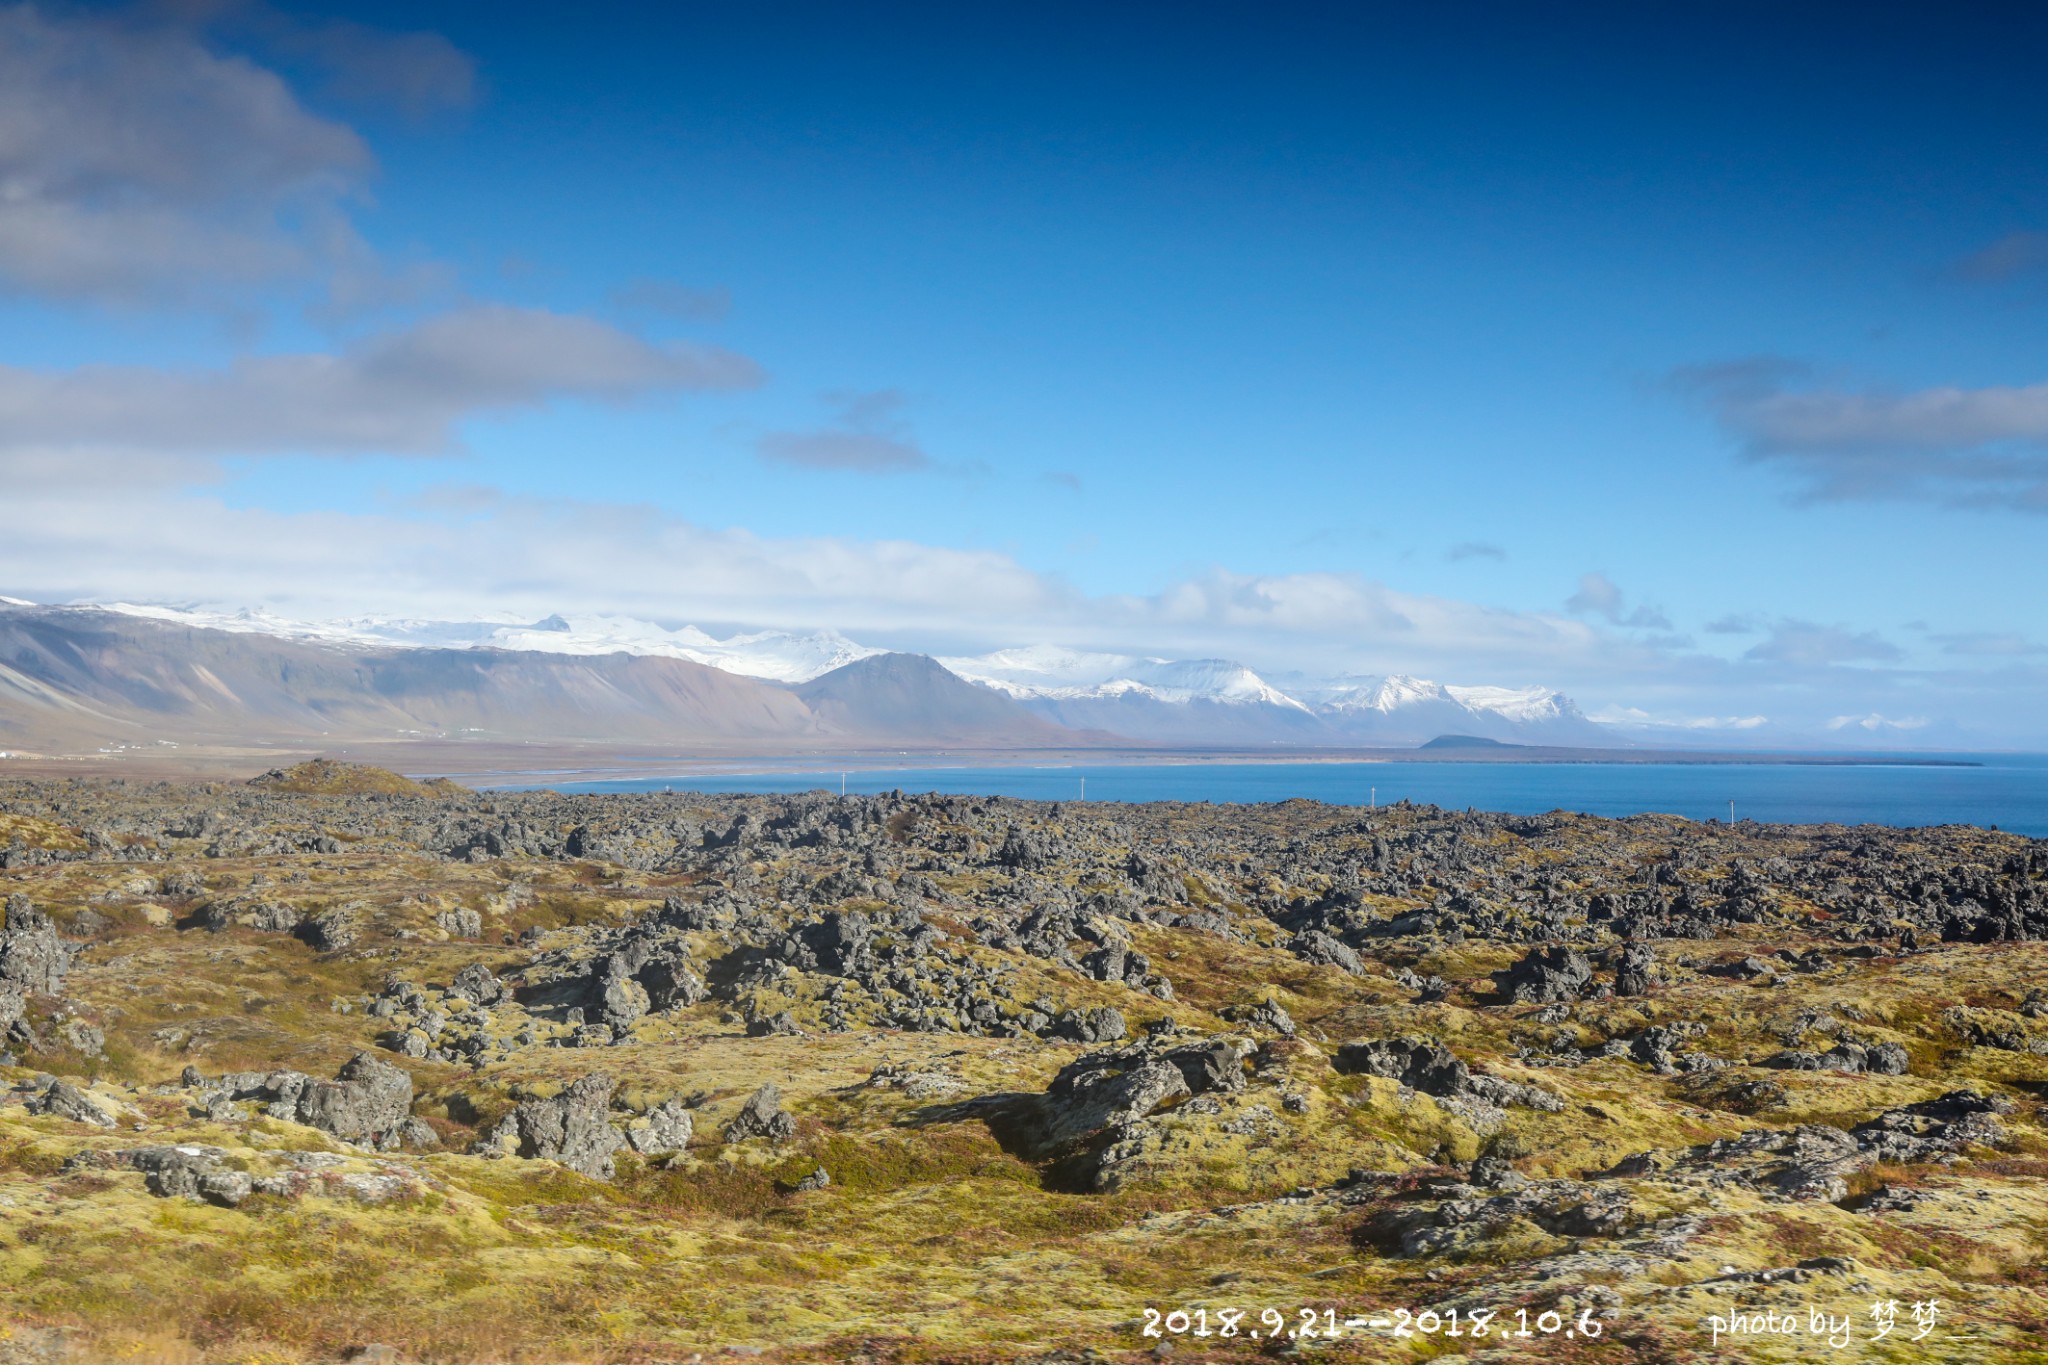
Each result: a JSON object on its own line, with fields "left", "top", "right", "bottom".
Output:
{"left": 1, "top": 761, "right": 2045, "bottom": 1363}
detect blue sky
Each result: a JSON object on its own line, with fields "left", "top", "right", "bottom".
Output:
{"left": 3, "top": 2, "right": 2047, "bottom": 742}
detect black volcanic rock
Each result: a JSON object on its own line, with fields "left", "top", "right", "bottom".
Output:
{"left": 1495, "top": 945, "right": 1595, "bottom": 1003}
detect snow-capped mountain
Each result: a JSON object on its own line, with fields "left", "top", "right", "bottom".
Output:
{"left": 67, "top": 599, "right": 1605, "bottom": 747}
{"left": 1445, "top": 684, "right": 1583, "bottom": 725}
{"left": 1295, "top": 674, "right": 1597, "bottom": 741}
{"left": 943, "top": 652, "right": 1601, "bottom": 746}
{"left": 942, "top": 646, "right": 1308, "bottom": 708}
{"left": 94, "top": 603, "right": 882, "bottom": 684}
{"left": 940, "top": 646, "right": 1323, "bottom": 745}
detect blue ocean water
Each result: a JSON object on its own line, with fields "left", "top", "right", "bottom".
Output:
{"left": 504, "top": 754, "right": 2048, "bottom": 837}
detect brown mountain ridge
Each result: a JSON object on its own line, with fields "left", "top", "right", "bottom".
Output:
{"left": 0, "top": 605, "right": 1082, "bottom": 758}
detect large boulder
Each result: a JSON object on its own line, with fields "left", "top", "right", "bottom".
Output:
{"left": 1032, "top": 1047, "right": 1192, "bottom": 1153}
{"left": 447, "top": 962, "right": 505, "bottom": 1006}
{"left": 1613, "top": 942, "right": 1655, "bottom": 996}
{"left": 292, "top": 1053, "right": 415, "bottom": 1149}
{"left": 296, "top": 907, "right": 361, "bottom": 953}
{"left": 598, "top": 975, "right": 651, "bottom": 1029}
{"left": 71, "top": 1145, "right": 249, "bottom": 1206}
{"left": 1054, "top": 1006, "right": 1127, "bottom": 1044}
{"left": 638, "top": 955, "right": 706, "bottom": 1012}
{"left": 183, "top": 1053, "right": 415, "bottom": 1151}
{"left": 1334, "top": 1037, "right": 1470, "bottom": 1097}
{"left": 1224, "top": 999, "right": 1297, "bottom": 1038}
{"left": 1288, "top": 930, "right": 1365, "bottom": 976}
{"left": 622, "top": 1099, "right": 694, "bottom": 1155}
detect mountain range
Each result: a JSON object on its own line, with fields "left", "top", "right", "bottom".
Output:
{"left": 0, "top": 599, "right": 1607, "bottom": 759}
{"left": 936, "top": 644, "right": 1602, "bottom": 746}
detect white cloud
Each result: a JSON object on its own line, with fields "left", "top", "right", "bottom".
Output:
{"left": 0, "top": 305, "right": 761, "bottom": 462}
{"left": 1827, "top": 713, "right": 1929, "bottom": 732}
{"left": 7, "top": 476, "right": 2045, "bottom": 740}
{"left": 1589, "top": 705, "right": 1769, "bottom": 731}
{"left": 0, "top": 485, "right": 1060, "bottom": 630}
{"left": 0, "top": 476, "right": 1625, "bottom": 678}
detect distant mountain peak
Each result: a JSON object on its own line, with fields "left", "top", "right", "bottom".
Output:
{"left": 1420, "top": 733, "right": 1518, "bottom": 750}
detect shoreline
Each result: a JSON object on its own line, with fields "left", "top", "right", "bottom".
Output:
{"left": 466, "top": 747, "right": 1989, "bottom": 788}
{"left": 0, "top": 739, "right": 2002, "bottom": 786}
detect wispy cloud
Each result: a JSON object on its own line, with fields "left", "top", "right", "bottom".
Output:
{"left": 1744, "top": 620, "right": 1901, "bottom": 666}
{"left": 1950, "top": 230, "right": 2048, "bottom": 283}
{"left": 610, "top": 278, "right": 733, "bottom": 322}
{"left": 1565, "top": 571, "right": 1670, "bottom": 630}
{"left": 1932, "top": 631, "right": 2046, "bottom": 657}
{"left": 755, "top": 390, "right": 931, "bottom": 473}
{"left": 0, "top": 306, "right": 761, "bottom": 464}
{"left": 1446, "top": 541, "right": 1506, "bottom": 562}
{"left": 1673, "top": 356, "right": 2048, "bottom": 509}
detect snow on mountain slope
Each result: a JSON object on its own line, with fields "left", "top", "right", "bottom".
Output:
{"left": 97, "top": 602, "right": 418, "bottom": 645}
{"left": 475, "top": 616, "right": 882, "bottom": 682}
{"left": 1307, "top": 674, "right": 1452, "bottom": 713}
{"left": 939, "top": 645, "right": 1137, "bottom": 695}
{"left": 1444, "top": 683, "right": 1587, "bottom": 725}
{"left": 941, "top": 648, "right": 1308, "bottom": 708}
{"left": 91, "top": 603, "right": 882, "bottom": 683}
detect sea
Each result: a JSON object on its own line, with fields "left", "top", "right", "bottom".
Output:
{"left": 503, "top": 752, "right": 2048, "bottom": 838}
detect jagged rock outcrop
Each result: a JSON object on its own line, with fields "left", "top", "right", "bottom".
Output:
{"left": 478, "top": 1074, "right": 627, "bottom": 1178}
{"left": 1494, "top": 945, "right": 1594, "bottom": 1003}
{"left": 1031, "top": 1046, "right": 1192, "bottom": 1154}
{"left": 621, "top": 1099, "right": 694, "bottom": 1155}
{"left": 183, "top": 1052, "right": 415, "bottom": 1151}
{"left": 67, "top": 1144, "right": 251, "bottom": 1207}
{"left": 448, "top": 962, "right": 505, "bottom": 1006}
{"left": 723, "top": 1082, "right": 797, "bottom": 1143}
{"left": 25, "top": 1078, "right": 120, "bottom": 1126}
{"left": 1335, "top": 1036, "right": 1470, "bottom": 1096}
{"left": 1613, "top": 941, "right": 1655, "bottom": 996}
{"left": 0, "top": 895, "right": 71, "bottom": 995}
